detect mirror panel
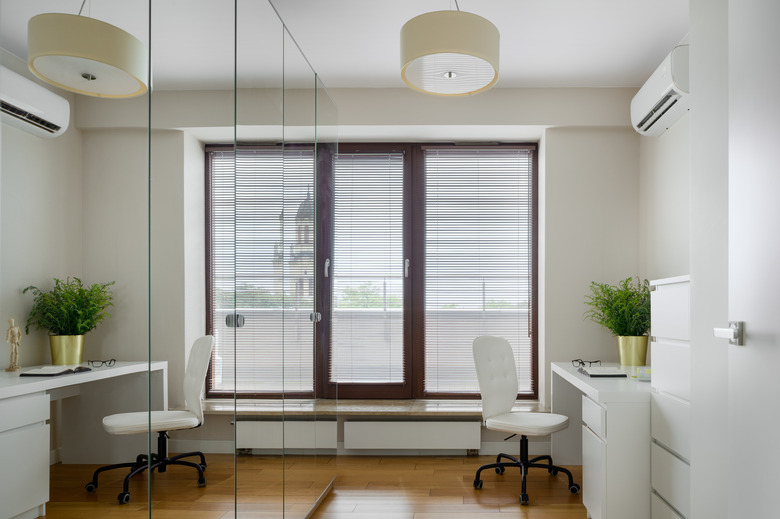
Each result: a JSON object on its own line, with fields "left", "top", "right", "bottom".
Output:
{"left": 0, "top": 0, "right": 335, "bottom": 516}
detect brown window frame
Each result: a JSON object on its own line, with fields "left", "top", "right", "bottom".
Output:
{"left": 205, "top": 142, "right": 538, "bottom": 400}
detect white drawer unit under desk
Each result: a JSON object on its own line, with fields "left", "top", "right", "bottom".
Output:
{"left": 0, "top": 361, "right": 167, "bottom": 519}
{"left": 551, "top": 362, "right": 652, "bottom": 519}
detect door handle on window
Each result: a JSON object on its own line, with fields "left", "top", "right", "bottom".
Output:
{"left": 405, "top": 259, "right": 410, "bottom": 278}
{"left": 324, "top": 258, "right": 330, "bottom": 278}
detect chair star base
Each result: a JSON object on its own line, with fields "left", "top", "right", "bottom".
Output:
{"left": 85, "top": 430, "right": 207, "bottom": 504}
{"left": 472, "top": 435, "right": 580, "bottom": 504}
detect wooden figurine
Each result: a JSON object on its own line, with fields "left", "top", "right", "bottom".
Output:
{"left": 6, "top": 318, "right": 21, "bottom": 372}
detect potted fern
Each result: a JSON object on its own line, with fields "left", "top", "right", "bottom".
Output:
{"left": 23, "top": 277, "right": 115, "bottom": 365}
{"left": 584, "top": 277, "right": 651, "bottom": 366}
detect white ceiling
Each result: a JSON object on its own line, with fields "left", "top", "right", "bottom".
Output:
{"left": 0, "top": 0, "right": 689, "bottom": 92}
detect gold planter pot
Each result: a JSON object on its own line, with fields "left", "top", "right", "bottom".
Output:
{"left": 49, "top": 335, "right": 85, "bottom": 365}
{"left": 617, "top": 336, "right": 648, "bottom": 366}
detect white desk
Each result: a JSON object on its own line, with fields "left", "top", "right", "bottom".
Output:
{"left": 551, "top": 362, "right": 652, "bottom": 519}
{"left": 0, "top": 361, "right": 167, "bottom": 519}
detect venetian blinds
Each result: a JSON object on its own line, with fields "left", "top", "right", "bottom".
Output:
{"left": 208, "top": 147, "right": 315, "bottom": 395}
{"left": 330, "top": 152, "right": 405, "bottom": 383}
{"left": 423, "top": 147, "right": 535, "bottom": 395}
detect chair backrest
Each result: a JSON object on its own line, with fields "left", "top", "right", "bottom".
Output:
{"left": 183, "top": 335, "right": 215, "bottom": 425}
{"left": 473, "top": 335, "right": 519, "bottom": 421}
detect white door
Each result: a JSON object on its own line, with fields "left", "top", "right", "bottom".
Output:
{"left": 727, "top": 1, "right": 780, "bottom": 517}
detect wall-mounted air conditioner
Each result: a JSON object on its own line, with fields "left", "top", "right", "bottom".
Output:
{"left": 631, "top": 45, "right": 689, "bottom": 137}
{"left": 1, "top": 65, "right": 70, "bottom": 138}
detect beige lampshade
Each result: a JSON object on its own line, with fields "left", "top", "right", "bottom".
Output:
{"left": 400, "top": 10, "right": 499, "bottom": 96}
{"left": 28, "top": 13, "right": 148, "bottom": 98}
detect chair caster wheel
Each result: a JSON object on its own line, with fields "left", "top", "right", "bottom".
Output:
{"left": 569, "top": 483, "right": 581, "bottom": 495}
{"left": 85, "top": 482, "right": 97, "bottom": 493}
{"left": 548, "top": 467, "right": 558, "bottom": 476}
{"left": 473, "top": 479, "right": 483, "bottom": 489}
{"left": 118, "top": 492, "right": 130, "bottom": 504}
{"left": 198, "top": 477, "right": 207, "bottom": 488}
{"left": 519, "top": 493, "right": 529, "bottom": 505}
{"left": 495, "top": 466, "right": 505, "bottom": 475}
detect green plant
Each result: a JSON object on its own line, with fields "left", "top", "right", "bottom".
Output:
{"left": 23, "top": 277, "right": 115, "bottom": 336}
{"left": 584, "top": 277, "right": 650, "bottom": 336}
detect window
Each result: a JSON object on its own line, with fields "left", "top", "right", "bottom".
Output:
{"left": 420, "top": 148, "right": 536, "bottom": 395}
{"left": 206, "top": 145, "right": 315, "bottom": 396}
{"left": 206, "top": 143, "right": 537, "bottom": 399}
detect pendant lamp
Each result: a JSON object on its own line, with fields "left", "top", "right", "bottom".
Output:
{"left": 400, "top": 10, "right": 499, "bottom": 96}
{"left": 27, "top": 13, "right": 148, "bottom": 98}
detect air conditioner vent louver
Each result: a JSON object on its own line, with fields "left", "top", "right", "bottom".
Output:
{"left": 1, "top": 100, "right": 61, "bottom": 133}
{"left": 636, "top": 91, "right": 680, "bottom": 133}
{"left": 1, "top": 65, "right": 69, "bottom": 138}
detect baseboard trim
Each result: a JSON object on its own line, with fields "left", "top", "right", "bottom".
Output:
{"left": 166, "top": 439, "right": 553, "bottom": 458}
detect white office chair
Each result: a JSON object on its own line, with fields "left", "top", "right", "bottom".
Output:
{"left": 85, "top": 335, "right": 215, "bottom": 504}
{"left": 472, "top": 335, "right": 579, "bottom": 505}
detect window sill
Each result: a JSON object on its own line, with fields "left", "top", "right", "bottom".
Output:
{"left": 203, "top": 398, "right": 543, "bottom": 418}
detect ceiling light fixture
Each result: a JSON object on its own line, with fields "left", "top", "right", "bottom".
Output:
{"left": 400, "top": 2, "right": 499, "bottom": 96}
{"left": 27, "top": 1, "right": 148, "bottom": 98}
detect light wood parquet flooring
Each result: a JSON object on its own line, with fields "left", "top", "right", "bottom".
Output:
{"left": 44, "top": 453, "right": 586, "bottom": 518}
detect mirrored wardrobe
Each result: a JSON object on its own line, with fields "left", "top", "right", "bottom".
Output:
{"left": 0, "top": 1, "right": 337, "bottom": 517}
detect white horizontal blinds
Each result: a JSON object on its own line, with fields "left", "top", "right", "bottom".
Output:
{"left": 209, "top": 147, "right": 315, "bottom": 394}
{"left": 424, "top": 148, "right": 534, "bottom": 394}
{"left": 331, "top": 152, "right": 405, "bottom": 383}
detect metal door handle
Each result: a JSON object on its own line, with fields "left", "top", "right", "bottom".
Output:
{"left": 324, "top": 258, "right": 330, "bottom": 278}
{"left": 405, "top": 259, "right": 410, "bottom": 278}
{"left": 713, "top": 321, "right": 744, "bottom": 346}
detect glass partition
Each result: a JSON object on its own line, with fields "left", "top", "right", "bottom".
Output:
{"left": 1, "top": 0, "right": 334, "bottom": 517}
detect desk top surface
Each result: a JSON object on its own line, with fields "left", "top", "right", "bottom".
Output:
{"left": 0, "top": 361, "right": 167, "bottom": 399}
{"left": 552, "top": 361, "right": 653, "bottom": 403}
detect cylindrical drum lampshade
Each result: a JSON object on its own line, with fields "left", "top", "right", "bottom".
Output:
{"left": 28, "top": 13, "right": 148, "bottom": 98}
{"left": 401, "top": 10, "right": 499, "bottom": 96}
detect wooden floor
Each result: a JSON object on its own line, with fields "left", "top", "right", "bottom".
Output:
{"left": 44, "top": 454, "right": 586, "bottom": 518}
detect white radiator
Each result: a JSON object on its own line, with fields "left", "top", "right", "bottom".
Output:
{"left": 236, "top": 421, "right": 337, "bottom": 449}
{"left": 344, "top": 421, "right": 481, "bottom": 450}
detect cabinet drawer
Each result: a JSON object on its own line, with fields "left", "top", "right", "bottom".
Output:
{"left": 582, "top": 424, "right": 606, "bottom": 519}
{"left": 651, "top": 341, "right": 691, "bottom": 401}
{"left": 0, "top": 422, "right": 49, "bottom": 519}
{"left": 651, "top": 393, "right": 690, "bottom": 460}
{"left": 0, "top": 393, "right": 50, "bottom": 434}
{"left": 651, "top": 493, "right": 685, "bottom": 519}
{"left": 651, "top": 443, "right": 690, "bottom": 518}
{"left": 582, "top": 395, "right": 606, "bottom": 439}
{"left": 651, "top": 280, "right": 690, "bottom": 340}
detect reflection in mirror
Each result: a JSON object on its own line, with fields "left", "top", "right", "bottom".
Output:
{"left": 0, "top": 0, "right": 156, "bottom": 516}
{"left": 1, "top": 0, "right": 336, "bottom": 517}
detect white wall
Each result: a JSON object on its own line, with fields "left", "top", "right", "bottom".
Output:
{"left": 81, "top": 129, "right": 149, "bottom": 363}
{"left": 82, "top": 128, "right": 201, "bottom": 409}
{"left": 639, "top": 112, "right": 690, "bottom": 280}
{"left": 0, "top": 52, "right": 83, "bottom": 368}
{"left": 182, "top": 133, "right": 207, "bottom": 380}
{"left": 542, "top": 127, "right": 641, "bottom": 406}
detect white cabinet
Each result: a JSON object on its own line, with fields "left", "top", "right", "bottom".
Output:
{"left": 650, "top": 276, "right": 691, "bottom": 519}
{"left": 580, "top": 394, "right": 650, "bottom": 519}
{"left": 0, "top": 392, "right": 50, "bottom": 519}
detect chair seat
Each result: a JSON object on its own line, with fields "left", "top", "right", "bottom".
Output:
{"left": 103, "top": 410, "right": 200, "bottom": 435}
{"left": 485, "top": 412, "right": 569, "bottom": 437}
